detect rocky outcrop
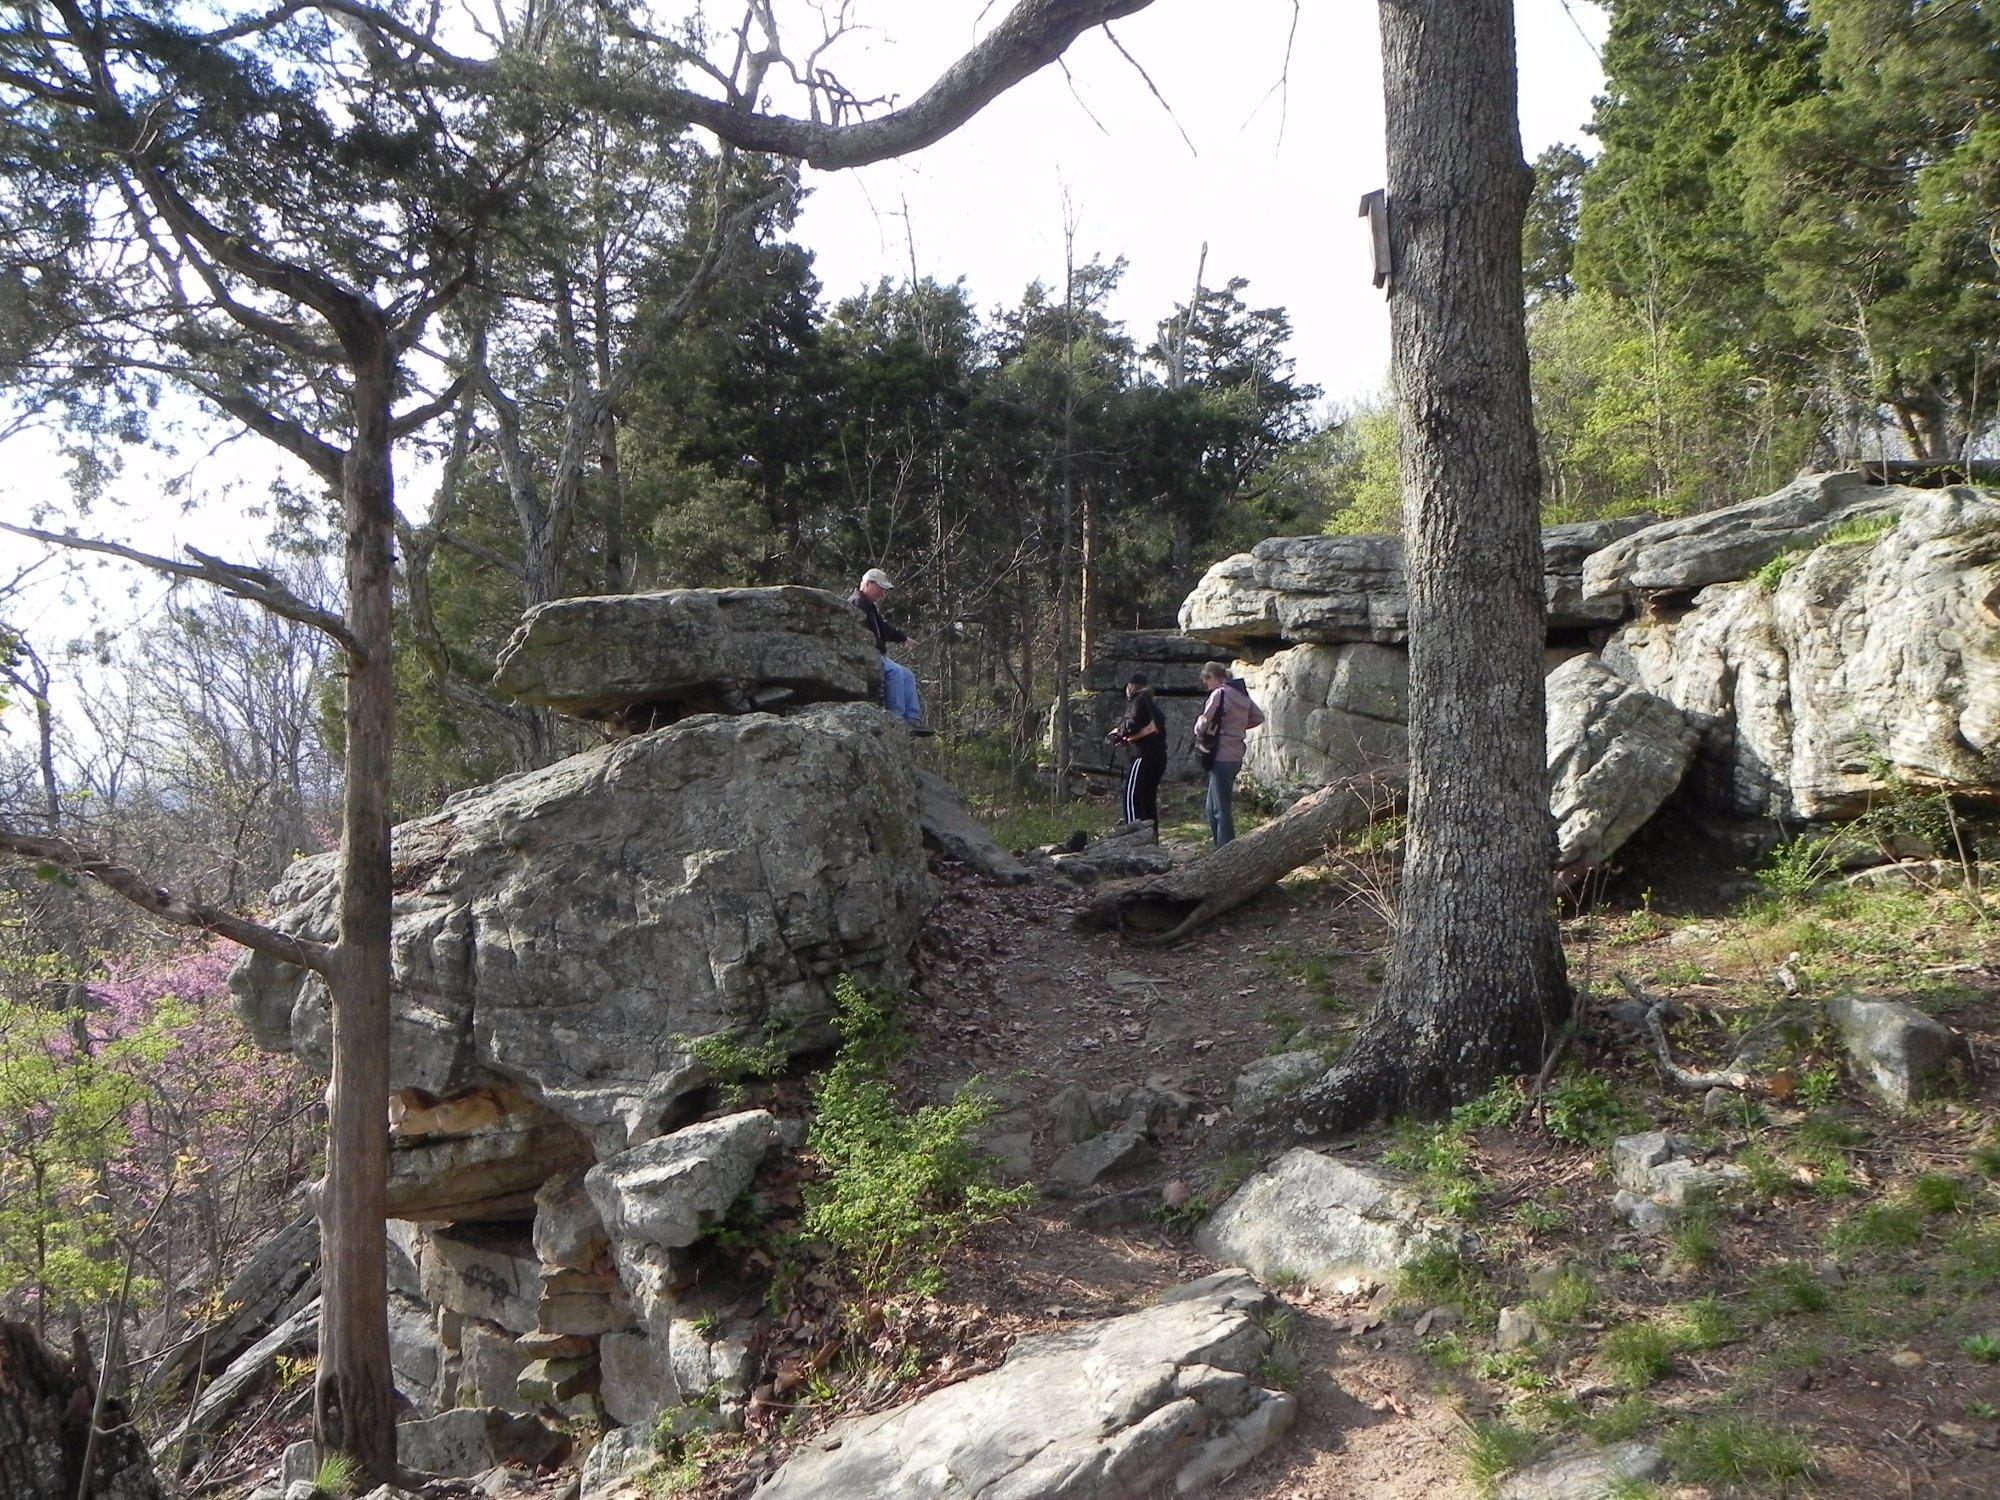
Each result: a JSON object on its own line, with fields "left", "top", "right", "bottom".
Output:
{"left": 1179, "top": 518, "right": 1649, "bottom": 650}
{"left": 1545, "top": 656, "right": 1699, "bottom": 873}
{"left": 489, "top": 586, "right": 880, "bottom": 720}
{"left": 1599, "top": 486, "right": 2000, "bottom": 820}
{"left": 1582, "top": 470, "right": 1901, "bottom": 601}
{"left": 232, "top": 701, "right": 927, "bottom": 1154}
{"left": 1194, "top": 1150, "right": 1454, "bottom": 1292}
{"left": 753, "top": 1271, "right": 1296, "bottom": 1500}
{"left": 1064, "top": 629, "right": 1219, "bottom": 783}
{"left": 1236, "top": 642, "right": 1407, "bottom": 798}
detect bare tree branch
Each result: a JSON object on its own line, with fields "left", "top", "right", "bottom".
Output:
{"left": 0, "top": 821, "right": 330, "bottom": 973}
{"left": 0, "top": 525, "right": 364, "bottom": 660}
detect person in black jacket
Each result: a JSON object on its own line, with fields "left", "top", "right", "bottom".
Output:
{"left": 1108, "top": 673, "right": 1168, "bottom": 841}
{"left": 849, "top": 567, "right": 926, "bottom": 728}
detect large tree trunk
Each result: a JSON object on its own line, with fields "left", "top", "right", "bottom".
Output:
{"left": 1297, "top": 0, "right": 1569, "bottom": 1132}
{"left": 0, "top": 1321, "right": 165, "bottom": 1500}
{"left": 316, "top": 344, "right": 398, "bottom": 1481}
{"left": 1075, "top": 771, "right": 1401, "bottom": 943}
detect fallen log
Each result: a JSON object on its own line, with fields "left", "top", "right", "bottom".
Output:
{"left": 1074, "top": 769, "right": 1405, "bottom": 944}
{"left": 0, "top": 1321, "right": 166, "bottom": 1500}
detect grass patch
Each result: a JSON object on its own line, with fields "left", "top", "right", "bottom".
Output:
{"left": 310, "top": 1453, "right": 360, "bottom": 1499}
{"left": 1663, "top": 1415, "right": 1813, "bottom": 1486}
{"left": 1960, "top": 1334, "right": 2000, "bottom": 1364}
{"left": 1464, "top": 1418, "right": 1542, "bottom": 1496}
{"left": 1397, "top": 1244, "right": 1495, "bottom": 1321}
{"left": 1542, "top": 1069, "right": 1647, "bottom": 1147}
{"left": 1911, "top": 1173, "right": 1973, "bottom": 1214}
{"left": 1668, "top": 1208, "right": 1725, "bottom": 1273}
{"left": 1749, "top": 1262, "right": 1833, "bottom": 1318}
{"left": 1828, "top": 1201, "right": 1925, "bottom": 1256}
{"left": 1584, "top": 1395, "right": 1667, "bottom": 1444}
{"left": 1601, "top": 1322, "right": 1681, "bottom": 1390}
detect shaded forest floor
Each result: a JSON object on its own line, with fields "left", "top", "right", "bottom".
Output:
{"left": 678, "top": 774, "right": 2000, "bottom": 1500}
{"left": 230, "top": 775, "right": 2000, "bottom": 1499}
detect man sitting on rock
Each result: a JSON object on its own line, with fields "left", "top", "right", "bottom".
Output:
{"left": 850, "top": 567, "right": 929, "bottom": 731}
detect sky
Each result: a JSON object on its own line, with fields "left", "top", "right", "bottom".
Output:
{"left": 0, "top": 0, "right": 1608, "bottom": 711}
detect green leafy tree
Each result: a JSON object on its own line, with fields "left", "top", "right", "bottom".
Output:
{"left": 1736, "top": 0, "right": 2000, "bottom": 457}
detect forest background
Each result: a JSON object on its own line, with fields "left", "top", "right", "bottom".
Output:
{"left": 0, "top": 0, "right": 1994, "bottom": 1439}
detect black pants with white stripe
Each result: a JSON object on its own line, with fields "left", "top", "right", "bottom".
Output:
{"left": 1123, "top": 748, "right": 1166, "bottom": 827}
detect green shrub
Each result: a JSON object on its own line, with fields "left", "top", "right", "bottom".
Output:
{"left": 803, "top": 980, "right": 1031, "bottom": 1294}
{"left": 1752, "top": 549, "right": 1804, "bottom": 592}
{"left": 1960, "top": 1334, "right": 2000, "bottom": 1364}
{"left": 1542, "top": 1070, "right": 1645, "bottom": 1146}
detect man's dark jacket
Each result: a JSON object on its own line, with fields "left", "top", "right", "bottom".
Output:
{"left": 849, "top": 588, "right": 907, "bottom": 653}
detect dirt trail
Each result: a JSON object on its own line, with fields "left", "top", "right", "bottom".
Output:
{"left": 900, "top": 855, "right": 1478, "bottom": 1500}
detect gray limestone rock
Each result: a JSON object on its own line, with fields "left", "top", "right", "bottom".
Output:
{"left": 585, "top": 1111, "right": 777, "bottom": 1339}
{"left": 580, "top": 1427, "right": 655, "bottom": 1500}
{"left": 916, "top": 769, "right": 1032, "bottom": 882}
{"left": 1608, "top": 1132, "right": 1747, "bottom": 1233}
{"left": 1825, "top": 994, "right": 1974, "bottom": 1107}
{"left": 387, "top": 1292, "right": 444, "bottom": 1412}
{"left": 753, "top": 1271, "right": 1295, "bottom": 1500}
{"left": 1230, "top": 1051, "right": 1324, "bottom": 1116}
{"left": 1545, "top": 655, "right": 1698, "bottom": 872}
{"left": 489, "top": 586, "right": 880, "bottom": 719}
{"left": 395, "top": 1407, "right": 564, "bottom": 1479}
{"left": 457, "top": 1319, "right": 536, "bottom": 1415}
{"left": 598, "top": 1330, "right": 674, "bottom": 1429}
{"left": 1194, "top": 1150, "right": 1454, "bottom": 1292}
{"left": 533, "top": 1167, "right": 611, "bottom": 1273}
{"left": 1598, "top": 486, "right": 2000, "bottom": 820}
{"left": 1180, "top": 519, "right": 1649, "bottom": 650}
{"left": 1236, "top": 642, "right": 1407, "bottom": 798}
{"left": 1495, "top": 1440, "right": 1668, "bottom": 1500}
{"left": 1047, "top": 1112, "right": 1157, "bottom": 1192}
{"left": 231, "top": 703, "right": 928, "bottom": 1153}
{"left": 1582, "top": 470, "right": 1900, "bottom": 600}
{"left": 419, "top": 1225, "right": 540, "bottom": 1336}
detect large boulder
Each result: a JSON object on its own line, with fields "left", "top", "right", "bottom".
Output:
{"left": 754, "top": 1271, "right": 1295, "bottom": 1500}
{"left": 1180, "top": 518, "right": 1650, "bottom": 650}
{"left": 1600, "top": 486, "right": 2000, "bottom": 819}
{"left": 1545, "top": 655, "right": 1699, "bottom": 872}
{"left": 231, "top": 702, "right": 928, "bottom": 1151}
{"left": 489, "top": 586, "right": 880, "bottom": 720}
{"left": 1237, "top": 642, "right": 1407, "bottom": 798}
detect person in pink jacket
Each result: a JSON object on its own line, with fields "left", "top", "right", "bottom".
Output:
{"left": 1192, "top": 661, "right": 1265, "bottom": 847}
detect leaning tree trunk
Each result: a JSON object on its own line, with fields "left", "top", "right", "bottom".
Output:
{"left": 316, "top": 338, "right": 398, "bottom": 1482}
{"left": 1297, "top": 0, "right": 1569, "bottom": 1132}
{"left": 1075, "top": 771, "right": 1402, "bottom": 943}
{"left": 0, "top": 1321, "right": 165, "bottom": 1500}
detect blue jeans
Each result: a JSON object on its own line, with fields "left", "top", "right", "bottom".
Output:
{"left": 1206, "top": 760, "right": 1241, "bottom": 847}
{"left": 882, "top": 657, "right": 923, "bottom": 724}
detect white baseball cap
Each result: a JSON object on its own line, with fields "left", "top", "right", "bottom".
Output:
{"left": 862, "top": 567, "right": 895, "bottom": 589}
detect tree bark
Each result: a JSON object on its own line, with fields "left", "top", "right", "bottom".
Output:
{"left": 314, "top": 339, "right": 398, "bottom": 1482}
{"left": 1074, "top": 771, "right": 1402, "bottom": 943}
{"left": 1296, "top": 0, "right": 1569, "bottom": 1132}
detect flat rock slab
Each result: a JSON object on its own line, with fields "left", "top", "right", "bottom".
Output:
{"left": 754, "top": 1271, "right": 1295, "bottom": 1500}
{"left": 1496, "top": 1440, "right": 1667, "bottom": 1500}
{"left": 1179, "top": 518, "right": 1648, "bottom": 650}
{"left": 917, "top": 770, "right": 1033, "bottom": 883}
{"left": 490, "top": 586, "right": 880, "bottom": 718}
{"left": 1826, "top": 994, "right": 1973, "bottom": 1107}
{"left": 1194, "top": 1150, "right": 1450, "bottom": 1292}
